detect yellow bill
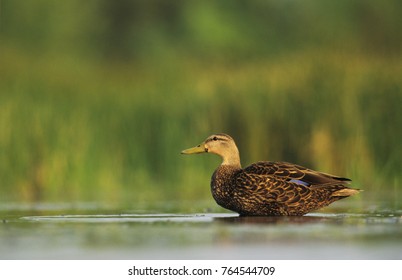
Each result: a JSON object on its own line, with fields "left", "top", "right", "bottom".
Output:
{"left": 181, "top": 143, "right": 207, "bottom": 154}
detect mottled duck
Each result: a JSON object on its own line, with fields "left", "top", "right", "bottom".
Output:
{"left": 181, "top": 133, "right": 360, "bottom": 216}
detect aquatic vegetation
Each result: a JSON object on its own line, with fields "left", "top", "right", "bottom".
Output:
{"left": 0, "top": 1, "right": 400, "bottom": 206}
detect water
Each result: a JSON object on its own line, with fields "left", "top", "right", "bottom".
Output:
{"left": 0, "top": 201, "right": 401, "bottom": 259}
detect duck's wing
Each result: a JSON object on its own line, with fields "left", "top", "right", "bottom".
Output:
{"left": 235, "top": 171, "right": 311, "bottom": 201}
{"left": 243, "top": 161, "right": 351, "bottom": 186}
{"left": 233, "top": 171, "right": 321, "bottom": 215}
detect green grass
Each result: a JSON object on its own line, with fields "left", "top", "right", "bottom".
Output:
{"left": 1, "top": 47, "right": 401, "bottom": 205}
{"left": 0, "top": 1, "right": 401, "bottom": 207}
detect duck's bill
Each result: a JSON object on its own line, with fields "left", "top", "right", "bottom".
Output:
{"left": 181, "top": 144, "right": 207, "bottom": 154}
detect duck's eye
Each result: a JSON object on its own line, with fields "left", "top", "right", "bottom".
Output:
{"left": 213, "top": 136, "right": 218, "bottom": 141}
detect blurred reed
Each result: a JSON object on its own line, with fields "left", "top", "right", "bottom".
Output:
{"left": 0, "top": 0, "right": 400, "bottom": 206}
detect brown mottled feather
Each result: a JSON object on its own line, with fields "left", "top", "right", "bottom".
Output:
{"left": 211, "top": 164, "right": 358, "bottom": 216}
{"left": 243, "top": 161, "right": 351, "bottom": 185}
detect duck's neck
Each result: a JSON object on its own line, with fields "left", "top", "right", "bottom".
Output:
{"left": 221, "top": 147, "right": 241, "bottom": 169}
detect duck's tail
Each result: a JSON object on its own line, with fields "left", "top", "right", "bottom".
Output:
{"left": 332, "top": 188, "right": 361, "bottom": 198}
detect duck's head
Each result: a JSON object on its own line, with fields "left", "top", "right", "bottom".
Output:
{"left": 181, "top": 133, "right": 241, "bottom": 167}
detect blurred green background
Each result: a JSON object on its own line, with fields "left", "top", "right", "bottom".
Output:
{"left": 0, "top": 0, "right": 401, "bottom": 207}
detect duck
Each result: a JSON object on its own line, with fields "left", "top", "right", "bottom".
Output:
{"left": 181, "top": 133, "right": 360, "bottom": 216}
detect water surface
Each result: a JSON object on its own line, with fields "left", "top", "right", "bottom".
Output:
{"left": 1, "top": 201, "right": 401, "bottom": 259}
